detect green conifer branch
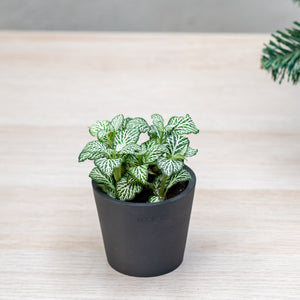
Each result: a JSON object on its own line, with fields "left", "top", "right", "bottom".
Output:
{"left": 261, "top": 21, "right": 300, "bottom": 84}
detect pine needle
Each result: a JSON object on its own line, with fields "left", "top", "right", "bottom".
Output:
{"left": 261, "top": 21, "right": 300, "bottom": 84}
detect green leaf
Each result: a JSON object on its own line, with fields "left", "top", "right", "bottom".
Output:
{"left": 149, "top": 196, "right": 163, "bottom": 203}
{"left": 81, "top": 140, "right": 108, "bottom": 153}
{"left": 167, "top": 114, "right": 199, "bottom": 135}
{"left": 89, "top": 120, "right": 114, "bottom": 138}
{"left": 145, "top": 145, "right": 166, "bottom": 163}
{"left": 185, "top": 147, "right": 198, "bottom": 157}
{"left": 122, "top": 117, "right": 133, "bottom": 129}
{"left": 78, "top": 140, "right": 108, "bottom": 162}
{"left": 98, "top": 184, "right": 116, "bottom": 198}
{"left": 94, "top": 157, "right": 123, "bottom": 176}
{"left": 149, "top": 140, "right": 168, "bottom": 152}
{"left": 126, "top": 117, "right": 149, "bottom": 133}
{"left": 166, "top": 133, "right": 189, "bottom": 157}
{"left": 78, "top": 151, "right": 91, "bottom": 162}
{"left": 81, "top": 151, "right": 106, "bottom": 161}
{"left": 157, "top": 156, "right": 184, "bottom": 176}
{"left": 124, "top": 154, "right": 139, "bottom": 165}
{"left": 116, "top": 174, "right": 143, "bottom": 201}
{"left": 148, "top": 125, "right": 161, "bottom": 139}
{"left": 151, "top": 174, "right": 163, "bottom": 196}
{"left": 89, "top": 167, "right": 116, "bottom": 191}
{"left": 143, "top": 143, "right": 167, "bottom": 164}
{"left": 118, "top": 143, "right": 141, "bottom": 155}
{"left": 141, "top": 139, "right": 156, "bottom": 152}
{"left": 97, "top": 131, "right": 110, "bottom": 142}
{"left": 111, "top": 114, "right": 124, "bottom": 132}
{"left": 151, "top": 114, "right": 164, "bottom": 129}
{"left": 113, "top": 128, "right": 140, "bottom": 152}
{"left": 165, "top": 168, "right": 192, "bottom": 191}
{"left": 129, "top": 165, "right": 148, "bottom": 184}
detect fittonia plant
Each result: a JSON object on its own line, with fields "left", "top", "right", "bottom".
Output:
{"left": 79, "top": 114, "right": 199, "bottom": 203}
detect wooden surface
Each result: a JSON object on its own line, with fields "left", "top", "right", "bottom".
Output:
{"left": 0, "top": 32, "right": 300, "bottom": 299}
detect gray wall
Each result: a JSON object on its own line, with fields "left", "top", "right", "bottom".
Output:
{"left": 0, "top": 0, "right": 299, "bottom": 32}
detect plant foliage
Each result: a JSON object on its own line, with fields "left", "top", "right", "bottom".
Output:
{"left": 79, "top": 114, "right": 199, "bottom": 202}
{"left": 261, "top": 1, "right": 300, "bottom": 84}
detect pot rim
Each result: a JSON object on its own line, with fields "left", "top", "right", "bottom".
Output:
{"left": 92, "top": 165, "right": 196, "bottom": 207}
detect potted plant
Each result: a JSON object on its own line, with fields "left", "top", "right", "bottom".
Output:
{"left": 78, "top": 114, "right": 199, "bottom": 277}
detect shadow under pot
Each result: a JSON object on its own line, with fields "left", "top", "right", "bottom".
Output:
{"left": 92, "top": 165, "right": 196, "bottom": 277}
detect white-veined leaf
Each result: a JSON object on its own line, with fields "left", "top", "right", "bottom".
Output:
{"left": 167, "top": 114, "right": 199, "bottom": 135}
{"left": 166, "top": 168, "right": 191, "bottom": 191}
{"left": 148, "top": 125, "right": 161, "bottom": 139}
{"left": 81, "top": 140, "right": 108, "bottom": 153}
{"left": 164, "top": 124, "right": 176, "bottom": 132}
{"left": 111, "top": 114, "right": 124, "bottom": 132}
{"left": 166, "top": 133, "right": 189, "bottom": 157}
{"left": 178, "top": 143, "right": 189, "bottom": 157}
{"left": 113, "top": 128, "right": 140, "bottom": 152}
{"left": 125, "top": 154, "right": 139, "bottom": 165}
{"left": 149, "top": 196, "right": 163, "bottom": 203}
{"left": 82, "top": 151, "right": 106, "bottom": 161}
{"left": 151, "top": 174, "right": 163, "bottom": 196}
{"left": 118, "top": 143, "right": 141, "bottom": 154}
{"left": 78, "top": 151, "right": 91, "bottom": 162}
{"left": 129, "top": 165, "right": 148, "bottom": 184}
{"left": 143, "top": 144, "right": 167, "bottom": 164}
{"left": 140, "top": 139, "right": 156, "bottom": 153}
{"left": 157, "top": 156, "right": 184, "bottom": 176}
{"left": 97, "top": 130, "right": 109, "bottom": 140}
{"left": 116, "top": 174, "right": 143, "bottom": 201}
{"left": 98, "top": 184, "right": 116, "bottom": 198}
{"left": 142, "top": 140, "right": 168, "bottom": 152}
{"left": 158, "top": 144, "right": 169, "bottom": 153}
{"left": 78, "top": 140, "right": 108, "bottom": 162}
{"left": 185, "top": 147, "right": 198, "bottom": 157}
{"left": 126, "top": 117, "right": 149, "bottom": 133}
{"left": 89, "top": 120, "right": 114, "bottom": 138}
{"left": 89, "top": 167, "right": 116, "bottom": 191}
{"left": 121, "top": 117, "right": 132, "bottom": 129}
{"left": 94, "top": 157, "right": 123, "bottom": 176}
{"left": 151, "top": 114, "right": 164, "bottom": 129}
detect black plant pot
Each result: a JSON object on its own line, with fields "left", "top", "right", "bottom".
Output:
{"left": 92, "top": 166, "right": 196, "bottom": 277}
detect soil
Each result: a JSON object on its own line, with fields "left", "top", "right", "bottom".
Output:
{"left": 132, "top": 181, "right": 188, "bottom": 203}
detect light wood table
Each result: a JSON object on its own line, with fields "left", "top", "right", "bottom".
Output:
{"left": 0, "top": 32, "right": 299, "bottom": 299}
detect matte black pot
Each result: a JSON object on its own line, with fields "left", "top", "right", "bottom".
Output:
{"left": 92, "top": 166, "right": 196, "bottom": 277}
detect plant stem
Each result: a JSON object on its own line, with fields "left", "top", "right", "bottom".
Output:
{"left": 163, "top": 187, "right": 169, "bottom": 198}
{"left": 113, "top": 166, "right": 122, "bottom": 182}
{"left": 138, "top": 154, "right": 142, "bottom": 165}
{"left": 159, "top": 174, "right": 167, "bottom": 198}
{"left": 159, "top": 131, "right": 164, "bottom": 144}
